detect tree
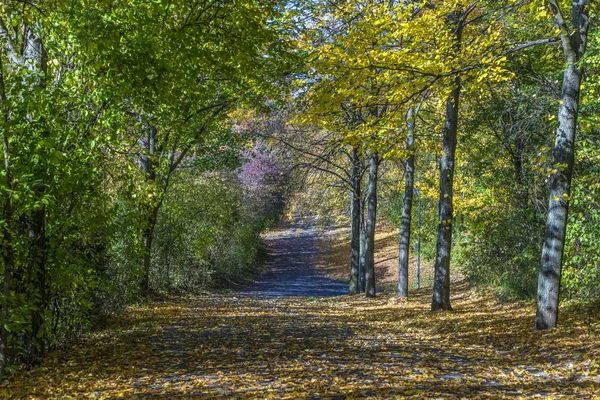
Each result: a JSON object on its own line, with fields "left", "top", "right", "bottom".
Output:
{"left": 349, "top": 146, "right": 363, "bottom": 294}
{"left": 364, "top": 152, "right": 379, "bottom": 297}
{"left": 0, "top": 0, "right": 296, "bottom": 377}
{"left": 0, "top": 0, "right": 112, "bottom": 375}
{"left": 0, "top": 54, "right": 14, "bottom": 381}
{"left": 398, "top": 96, "right": 427, "bottom": 297}
{"left": 535, "top": 0, "right": 592, "bottom": 330}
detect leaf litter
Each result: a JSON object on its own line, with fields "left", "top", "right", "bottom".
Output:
{"left": 2, "top": 285, "right": 599, "bottom": 399}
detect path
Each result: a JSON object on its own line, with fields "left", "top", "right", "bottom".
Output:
{"left": 236, "top": 221, "right": 348, "bottom": 297}
{"left": 3, "top": 224, "right": 599, "bottom": 399}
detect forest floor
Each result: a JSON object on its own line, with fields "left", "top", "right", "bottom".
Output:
{"left": 3, "top": 223, "right": 600, "bottom": 399}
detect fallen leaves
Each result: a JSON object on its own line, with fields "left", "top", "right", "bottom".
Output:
{"left": 1, "top": 287, "right": 599, "bottom": 399}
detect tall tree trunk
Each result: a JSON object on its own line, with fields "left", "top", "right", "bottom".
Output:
{"left": 536, "top": 0, "right": 589, "bottom": 330}
{"left": 26, "top": 207, "right": 46, "bottom": 363}
{"left": 359, "top": 199, "right": 366, "bottom": 293}
{"left": 0, "top": 57, "right": 14, "bottom": 381}
{"left": 432, "top": 21, "right": 463, "bottom": 312}
{"left": 349, "top": 147, "right": 361, "bottom": 294}
{"left": 139, "top": 123, "right": 157, "bottom": 295}
{"left": 364, "top": 153, "right": 378, "bottom": 298}
{"left": 141, "top": 203, "right": 160, "bottom": 294}
{"left": 398, "top": 106, "right": 416, "bottom": 298}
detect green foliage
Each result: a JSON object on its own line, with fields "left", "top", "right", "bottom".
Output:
{"left": 151, "top": 170, "right": 267, "bottom": 292}
{"left": 562, "top": 138, "right": 600, "bottom": 306}
{"left": 0, "top": 0, "right": 295, "bottom": 376}
{"left": 380, "top": 186, "right": 438, "bottom": 261}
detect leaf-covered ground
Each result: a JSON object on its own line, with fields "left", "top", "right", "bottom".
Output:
{"left": 3, "top": 286, "right": 599, "bottom": 399}
{"left": 3, "top": 223, "right": 600, "bottom": 398}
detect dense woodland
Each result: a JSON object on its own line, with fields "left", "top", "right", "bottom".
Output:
{"left": 0, "top": 0, "right": 598, "bottom": 387}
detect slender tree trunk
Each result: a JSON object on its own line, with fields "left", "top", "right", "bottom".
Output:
{"left": 364, "top": 153, "right": 378, "bottom": 298}
{"left": 27, "top": 207, "right": 46, "bottom": 363}
{"left": 415, "top": 192, "right": 421, "bottom": 289}
{"left": 359, "top": 200, "right": 366, "bottom": 293}
{"left": 513, "top": 138, "right": 525, "bottom": 184}
{"left": 536, "top": 0, "right": 588, "bottom": 330}
{"left": 349, "top": 147, "right": 361, "bottom": 294}
{"left": 432, "top": 21, "right": 463, "bottom": 311}
{"left": 139, "top": 124, "right": 158, "bottom": 295}
{"left": 398, "top": 107, "right": 416, "bottom": 298}
{"left": 141, "top": 204, "right": 160, "bottom": 294}
{"left": 431, "top": 80, "right": 460, "bottom": 311}
{"left": 0, "top": 58, "right": 14, "bottom": 381}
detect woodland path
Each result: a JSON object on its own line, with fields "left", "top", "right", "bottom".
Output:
{"left": 235, "top": 220, "right": 348, "bottom": 297}
{"left": 4, "top": 224, "right": 600, "bottom": 399}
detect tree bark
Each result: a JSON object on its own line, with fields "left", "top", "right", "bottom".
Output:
{"left": 139, "top": 124, "right": 158, "bottom": 295}
{"left": 26, "top": 207, "right": 46, "bottom": 363}
{"left": 0, "top": 168, "right": 14, "bottom": 382}
{"left": 398, "top": 107, "right": 416, "bottom": 298}
{"left": 359, "top": 200, "right": 366, "bottom": 293}
{"left": 364, "top": 153, "right": 378, "bottom": 298}
{"left": 536, "top": 0, "right": 589, "bottom": 330}
{"left": 432, "top": 21, "right": 463, "bottom": 312}
{"left": 141, "top": 203, "right": 160, "bottom": 295}
{"left": 349, "top": 147, "right": 361, "bottom": 294}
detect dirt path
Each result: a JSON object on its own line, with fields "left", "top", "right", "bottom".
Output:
{"left": 236, "top": 221, "right": 348, "bottom": 297}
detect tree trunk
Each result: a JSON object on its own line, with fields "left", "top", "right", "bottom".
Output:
{"left": 431, "top": 21, "right": 462, "bottom": 311}
{"left": 0, "top": 189, "right": 14, "bottom": 382}
{"left": 24, "top": 22, "right": 48, "bottom": 363}
{"left": 398, "top": 107, "right": 416, "bottom": 298}
{"left": 536, "top": 0, "right": 588, "bottom": 330}
{"left": 364, "top": 153, "right": 378, "bottom": 298}
{"left": 359, "top": 200, "right": 366, "bottom": 293}
{"left": 139, "top": 123, "right": 158, "bottom": 295}
{"left": 349, "top": 147, "right": 361, "bottom": 294}
{"left": 26, "top": 207, "right": 46, "bottom": 363}
{"left": 17, "top": 20, "right": 48, "bottom": 365}
{"left": 141, "top": 204, "right": 159, "bottom": 295}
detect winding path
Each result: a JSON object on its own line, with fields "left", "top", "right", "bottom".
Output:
{"left": 236, "top": 221, "right": 348, "bottom": 297}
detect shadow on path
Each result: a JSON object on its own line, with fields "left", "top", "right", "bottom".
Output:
{"left": 235, "top": 221, "right": 348, "bottom": 297}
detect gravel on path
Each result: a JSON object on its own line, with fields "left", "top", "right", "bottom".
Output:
{"left": 235, "top": 222, "right": 348, "bottom": 297}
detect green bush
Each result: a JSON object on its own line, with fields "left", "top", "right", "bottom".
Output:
{"left": 151, "top": 169, "right": 280, "bottom": 292}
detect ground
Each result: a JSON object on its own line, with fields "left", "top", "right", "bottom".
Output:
{"left": 2, "top": 223, "right": 599, "bottom": 399}
{"left": 235, "top": 221, "right": 348, "bottom": 297}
